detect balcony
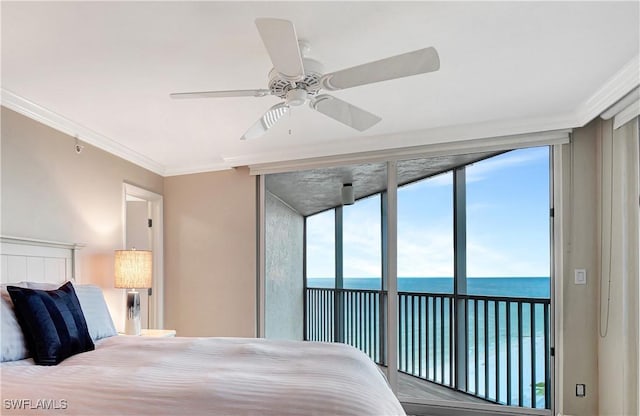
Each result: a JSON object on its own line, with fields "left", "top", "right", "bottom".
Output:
{"left": 305, "top": 287, "right": 551, "bottom": 410}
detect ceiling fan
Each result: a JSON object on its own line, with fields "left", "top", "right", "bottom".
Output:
{"left": 170, "top": 18, "right": 440, "bottom": 140}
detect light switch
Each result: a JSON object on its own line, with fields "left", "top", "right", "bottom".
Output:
{"left": 575, "top": 269, "right": 587, "bottom": 285}
{"left": 576, "top": 384, "right": 586, "bottom": 397}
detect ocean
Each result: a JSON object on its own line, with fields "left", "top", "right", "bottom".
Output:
{"left": 307, "top": 277, "right": 550, "bottom": 299}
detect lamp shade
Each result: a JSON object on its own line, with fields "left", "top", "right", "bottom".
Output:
{"left": 114, "top": 250, "right": 152, "bottom": 289}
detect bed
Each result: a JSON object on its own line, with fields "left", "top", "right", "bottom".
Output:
{"left": 0, "top": 237, "right": 404, "bottom": 415}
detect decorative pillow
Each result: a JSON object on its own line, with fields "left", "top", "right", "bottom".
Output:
{"left": 7, "top": 282, "right": 95, "bottom": 365}
{"left": 73, "top": 285, "right": 117, "bottom": 341}
{"left": 0, "top": 296, "right": 30, "bottom": 362}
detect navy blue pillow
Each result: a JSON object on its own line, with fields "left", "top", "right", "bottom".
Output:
{"left": 7, "top": 282, "right": 95, "bottom": 365}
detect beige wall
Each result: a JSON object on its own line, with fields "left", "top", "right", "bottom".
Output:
{"left": 596, "top": 118, "right": 639, "bottom": 416}
{"left": 558, "top": 119, "right": 601, "bottom": 415}
{"left": 0, "top": 107, "right": 164, "bottom": 331}
{"left": 163, "top": 169, "right": 257, "bottom": 337}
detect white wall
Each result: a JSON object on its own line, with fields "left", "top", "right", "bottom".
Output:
{"left": 265, "top": 191, "right": 304, "bottom": 340}
{"left": 0, "top": 107, "right": 164, "bottom": 331}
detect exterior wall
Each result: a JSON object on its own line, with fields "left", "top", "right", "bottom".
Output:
{"left": 265, "top": 191, "right": 303, "bottom": 340}
{"left": 0, "top": 107, "right": 164, "bottom": 331}
{"left": 163, "top": 169, "right": 257, "bottom": 337}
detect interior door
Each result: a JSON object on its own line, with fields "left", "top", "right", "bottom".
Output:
{"left": 126, "top": 199, "right": 152, "bottom": 329}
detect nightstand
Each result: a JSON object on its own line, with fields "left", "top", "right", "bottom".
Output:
{"left": 119, "top": 329, "right": 176, "bottom": 337}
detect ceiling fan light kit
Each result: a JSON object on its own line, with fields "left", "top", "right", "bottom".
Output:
{"left": 171, "top": 18, "right": 440, "bottom": 140}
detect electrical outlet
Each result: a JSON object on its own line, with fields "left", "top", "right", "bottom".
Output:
{"left": 576, "top": 384, "right": 586, "bottom": 397}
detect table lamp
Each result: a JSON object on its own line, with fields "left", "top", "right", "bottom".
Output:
{"left": 114, "top": 249, "right": 152, "bottom": 335}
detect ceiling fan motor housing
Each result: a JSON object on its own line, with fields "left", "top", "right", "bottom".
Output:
{"left": 268, "top": 57, "right": 324, "bottom": 100}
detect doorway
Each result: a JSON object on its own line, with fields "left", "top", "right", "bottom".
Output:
{"left": 123, "top": 183, "right": 164, "bottom": 329}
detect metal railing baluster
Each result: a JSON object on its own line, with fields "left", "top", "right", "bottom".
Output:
{"left": 404, "top": 294, "right": 409, "bottom": 372}
{"left": 440, "top": 296, "right": 445, "bottom": 384}
{"left": 417, "top": 295, "right": 422, "bottom": 378}
{"left": 432, "top": 296, "right": 437, "bottom": 381}
{"left": 411, "top": 295, "right": 416, "bottom": 374}
{"left": 484, "top": 299, "right": 489, "bottom": 399}
{"left": 473, "top": 299, "right": 479, "bottom": 395}
{"left": 518, "top": 302, "right": 523, "bottom": 407}
{"left": 449, "top": 296, "right": 454, "bottom": 387}
{"left": 544, "top": 302, "right": 550, "bottom": 409}
{"left": 495, "top": 301, "right": 500, "bottom": 403}
{"left": 507, "top": 301, "right": 512, "bottom": 406}
{"left": 531, "top": 303, "right": 536, "bottom": 408}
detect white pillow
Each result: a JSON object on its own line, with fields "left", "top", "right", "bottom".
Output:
{"left": 1, "top": 295, "right": 30, "bottom": 362}
{"left": 2, "top": 281, "right": 117, "bottom": 348}
{"left": 73, "top": 284, "right": 117, "bottom": 341}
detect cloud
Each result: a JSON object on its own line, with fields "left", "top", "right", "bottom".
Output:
{"left": 397, "top": 226, "right": 454, "bottom": 277}
{"left": 400, "top": 147, "right": 548, "bottom": 191}
{"left": 466, "top": 147, "right": 547, "bottom": 183}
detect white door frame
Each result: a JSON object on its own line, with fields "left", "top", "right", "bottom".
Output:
{"left": 122, "top": 183, "right": 164, "bottom": 329}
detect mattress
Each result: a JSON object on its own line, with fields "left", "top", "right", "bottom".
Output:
{"left": 1, "top": 336, "right": 405, "bottom": 415}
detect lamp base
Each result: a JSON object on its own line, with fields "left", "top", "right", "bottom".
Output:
{"left": 124, "top": 290, "right": 141, "bottom": 335}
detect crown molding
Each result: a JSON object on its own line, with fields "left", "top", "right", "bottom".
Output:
{"left": 574, "top": 54, "right": 640, "bottom": 126}
{"left": 223, "top": 114, "right": 576, "bottom": 168}
{"left": 163, "top": 162, "right": 232, "bottom": 177}
{"left": 247, "top": 129, "right": 571, "bottom": 175}
{"left": 1, "top": 89, "right": 166, "bottom": 176}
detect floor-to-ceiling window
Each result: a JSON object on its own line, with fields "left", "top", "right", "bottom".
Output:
{"left": 465, "top": 147, "right": 551, "bottom": 407}
{"left": 397, "top": 171, "right": 454, "bottom": 384}
{"left": 301, "top": 146, "right": 552, "bottom": 411}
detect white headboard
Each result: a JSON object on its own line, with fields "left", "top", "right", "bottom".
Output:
{"left": 0, "top": 236, "right": 84, "bottom": 284}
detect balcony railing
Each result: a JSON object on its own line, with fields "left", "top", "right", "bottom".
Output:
{"left": 305, "top": 288, "right": 385, "bottom": 364}
{"left": 305, "top": 287, "right": 551, "bottom": 409}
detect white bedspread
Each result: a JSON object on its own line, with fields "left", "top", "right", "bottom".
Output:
{"left": 1, "top": 336, "right": 405, "bottom": 416}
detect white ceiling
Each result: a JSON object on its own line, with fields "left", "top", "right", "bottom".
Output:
{"left": 2, "top": 1, "right": 639, "bottom": 176}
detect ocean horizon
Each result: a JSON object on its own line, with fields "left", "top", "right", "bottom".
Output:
{"left": 307, "top": 277, "right": 550, "bottom": 298}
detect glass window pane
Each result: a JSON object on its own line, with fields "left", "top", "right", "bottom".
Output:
{"left": 466, "top": 146, "right": 550, "bottom": 298}
{"left": 397, "top": 171, "right": 454, "bottom": 293}
{"left": 305, "top": 209, "right": 335, "bottom": 288}
{"left": 343, "top": 194, "right": 382, "bottom": 290}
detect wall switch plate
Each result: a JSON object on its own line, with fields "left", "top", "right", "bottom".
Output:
{"left": 576, "top": 384, "right": 586, "bottom": 397}
{"left": 574, "top": 269, "right": 587, "bottom": 285}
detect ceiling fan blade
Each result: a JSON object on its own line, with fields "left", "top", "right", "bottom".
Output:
{"left": 255, "top": 18, "right": 305, "bottom": 82}
{"left": 241, "top": 103, "right": 290, "bottom": 140}
{"left": 320, "top": 47, "right": 440, "bottom": 91}
{"left": 170, "top": 89, "right": 271, "bottom": 99}
{"left": 310, "top": 94, "right": 381, "bottom": 131}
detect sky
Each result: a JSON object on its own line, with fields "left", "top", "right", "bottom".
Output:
{"left": 306, "top": 146, "right": 550, "bottom": 279}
